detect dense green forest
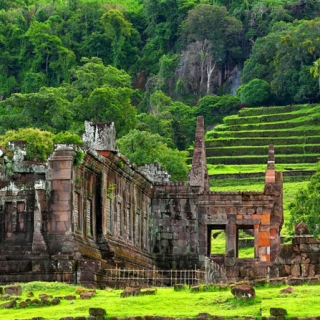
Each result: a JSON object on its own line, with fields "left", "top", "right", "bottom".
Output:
{"left": 1, "top": 0, "right": 320, "bottom": 179}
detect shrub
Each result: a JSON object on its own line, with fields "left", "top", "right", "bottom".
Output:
{"left": 240, "top": 78, "right": 271, "bottom": 107}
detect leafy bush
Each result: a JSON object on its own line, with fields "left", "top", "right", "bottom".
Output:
{"left": 196, "top": 95, "right": 240, "bottom": 127}
{"left": 287, "top": 164, "right": 320, "bottom": 236}
{"left": 0, "top": 128, "right": 84, "bottom": 162}
{"left": 53, "top": 131, "right": 82, "bottom": 145}
{"left": 0, "top": 128, "right": 55, "bottom": 161}
{"left": 239, "top": 78, "right": 271, "bottom": 107}
{"left": 117, "top": 130, "right": 189, "bottom": 181}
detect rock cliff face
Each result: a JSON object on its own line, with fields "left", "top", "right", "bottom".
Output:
{"left": 0, "top": 117, "right": 286, "bottom": 286}
{"left": 174, "top": 41, "right": 240, "bottom": 102}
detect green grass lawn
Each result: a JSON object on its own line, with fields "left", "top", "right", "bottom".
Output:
{"left": 4, "top": 282, "right": 320, "bottom": 319}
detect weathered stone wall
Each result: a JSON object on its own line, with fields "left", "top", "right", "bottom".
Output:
{"left": 0, "top": 135, "right": 155, "bottom": 285}
{"left": 46, "top": 145, "right": 155, "bottom": 285}
{"left": 151, "top": 182, "right": 200, "bottom": 269}
{"left": 0, "top": 117, "right": 289, "bottom": 286}
{"left": 0, "top": 140, "right": 48, "bottom": 283}
{"left": 275, "top": 236, "right": 320, "bottom": 278}
{"left": 82, "top": 121, "right": 117, "bottom": 152}
{"left": 151, "top": 118, "right": 283, "bottom": 282}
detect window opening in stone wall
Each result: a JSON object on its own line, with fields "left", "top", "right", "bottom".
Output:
{"left": 208, "top": 225, "right": 226, "bottom": 257}
{"left": 135, "top": 210, "right": 140, "bottom": 246}
{"left": 143, "top": 214, "right": 148, "bottom": 250}
{"left": 86, "top": 199, "right": 93, "bottom": 237}
{"left": 0, "top": 205, "right": 4, "bottom": 241}
{"left": 95, "top": 177, "right": 102, "bottom": 235}
{"left": 141, "top": 210, "right": 145, "bottom": 249}
{"left": 107, "top": 197, "right": 113, "bottom": 233}
{"left": 73, "top": 192, "right": 81, "bottom": 231}
{"left": 127, "top": 207, "right": 132, "bottom": 240}
{"left": 4, "top": 202, "right": 12, "bottom": 234}
{"left": 17, "top": 201, "right": 25, "bottom": 232}
{"left": 118, "top": 202, "right": 122, "bottom": 238}
{"left": 237, "top": 226, "right": 255, "bottom": 258}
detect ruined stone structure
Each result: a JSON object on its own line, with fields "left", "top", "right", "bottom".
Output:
{"left": 0, "top": 117, "right": 285, "bottom": 286}
{"left": 151, "top": 118, "right": 283, "bottom": 281}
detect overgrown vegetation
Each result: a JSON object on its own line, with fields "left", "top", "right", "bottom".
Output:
{"left": 288, "top": 164, "right": 320, "bottom": 237}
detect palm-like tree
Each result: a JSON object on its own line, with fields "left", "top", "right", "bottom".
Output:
{"left": 310, "top": 58, "right": 320, "bottom": 93}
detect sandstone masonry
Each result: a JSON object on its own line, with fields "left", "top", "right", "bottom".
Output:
{"left": 0, "top": 117, "right": 288, "bottom": 286}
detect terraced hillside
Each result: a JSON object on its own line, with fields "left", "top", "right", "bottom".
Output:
{"left": 205, "top": 104, "right": 320, "bottom": 168}
{"left": 201, "top": 104, "right": 320, "bottom": 237}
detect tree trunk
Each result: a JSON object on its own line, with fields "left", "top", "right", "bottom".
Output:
{"left": 199, "top": 41, "right": 207, "bottom": 99}
{"left": 45, "top": 54, "right": 49, "bottom": 73}
{"left": 206, "top": 59, "right": 216, "bottom": 95}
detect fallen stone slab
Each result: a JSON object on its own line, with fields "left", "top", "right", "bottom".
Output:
{"left": 19, "top": 300, "right": 28, "bottom": 308}
{"left": 0, "top": 300, "right": 16, "bottom": 309}
{"left": 51, "top": 297, "right": 61, "bottom": 305}
{"left": 231, "top": 285, "right": 255, "bottom": 300}
{"left": 270, "top": 307, "right": 287, "bottom": 316}
{"left": 280, "top": 287, "right": 295, "bottom": 294}
{"left": 89, "top": 307, "right": 106, "bottom": 316}
{"left": 39, "top": 294, "right": 53, "bottom": 301}
{"left": 141, "top": 288, "right": 157, "bottom": 295}
{"left": 287, "top": 277, "right": 305, "bottom": 286}
{"left": 80, "top": 291, "right": 95, "bottom": 299}
{"left": 5, "top": 285, "right": 22, "bottom": 295}
{"left": 268, "top": 278, "right": 286, "bottom": 286}
{"left": 120, "top": 287, "right": 141, "bottom": 298}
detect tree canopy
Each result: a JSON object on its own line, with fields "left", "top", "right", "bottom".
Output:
{"left": 288, "top": 165, "right": 320, "bottom": 237}
{"left": 0, "top": 0, "right": 320, "bottom": 183}
{"left": 117, "top": 130, "right": 189, "bottom": 181}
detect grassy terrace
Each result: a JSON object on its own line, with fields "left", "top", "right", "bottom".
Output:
{"left": 192, "top": 104, "right": 320, "bottom": 168}
{"left": 206, "top": 154, "right": 320, "bottom": 165}
{"left": 206, "top": 136, "right": 320, "bottom": 147}
{"left": 207, "top": 163, "right": 316, "bottom": 175}
{"left": 194, "top": 104, "right": 320, "bottom": 239}
{"left": 207, "top": 127, "right": 320, "bottom": 139}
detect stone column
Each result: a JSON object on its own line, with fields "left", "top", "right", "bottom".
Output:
{"left": 225, "top": 216, "right": 237, "bottom": 267}
{"left": 47, "top": 144, "right": 76, "bottom": 253}
{"left": 188, "top": 116, "right": 209, "bottom": 194}
{"left": 32, "top": 181, "right": 48, "bottom": 253}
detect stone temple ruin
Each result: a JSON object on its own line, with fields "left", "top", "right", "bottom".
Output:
{"left": 0, "top": 116, "right": 317, "bottom": 286}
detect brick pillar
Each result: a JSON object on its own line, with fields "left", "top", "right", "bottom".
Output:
{"left": 188, "top": 116, "right": 209, "bottom": 194}
{"left": 47, "top": 144, "right": 76, "bottom": 253}
{"left": 264, "top": 144, "right": 283, "bottom": 262}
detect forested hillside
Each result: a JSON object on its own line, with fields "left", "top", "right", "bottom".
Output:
{"left": 1, "top": 0, "right": 320, "bottom": 180}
